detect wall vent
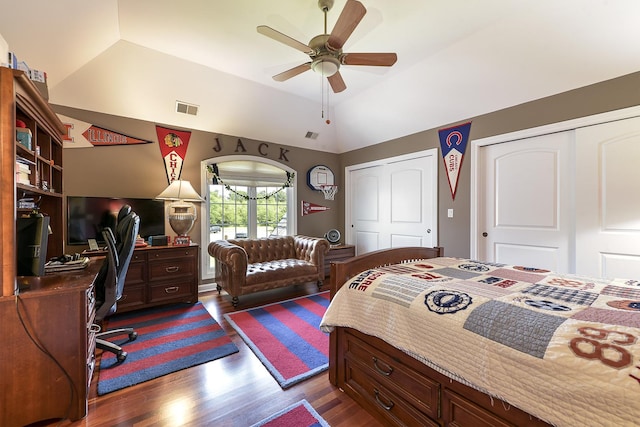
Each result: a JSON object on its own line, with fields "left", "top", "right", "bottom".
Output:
{"left": 305, "top": 131, "right": 319, "bottom": 139}
{"left": 176, "top": 101, "right": 199, "bottom": 116}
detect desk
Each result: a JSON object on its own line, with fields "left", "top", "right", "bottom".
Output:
{"left": 0, "top": 259, "right": 100, "bottom": 426}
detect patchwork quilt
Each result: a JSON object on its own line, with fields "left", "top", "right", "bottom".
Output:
{"left": 320, "top": 257, "right": 640, "bottom": 427}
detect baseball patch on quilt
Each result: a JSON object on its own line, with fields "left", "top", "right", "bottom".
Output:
{"left": 424, "top": 289, "right": 472, "bottom": 314}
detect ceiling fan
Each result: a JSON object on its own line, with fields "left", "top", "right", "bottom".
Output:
{"left": 257, "top": 0, "right": 397, "bottom": 93}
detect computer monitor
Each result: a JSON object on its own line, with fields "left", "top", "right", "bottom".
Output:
{"left": 16, "top": 215, "right": 50, "bottom": 276}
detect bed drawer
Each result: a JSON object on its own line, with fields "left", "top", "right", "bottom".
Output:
{"left": 344, "top": 331, "right": 440, "bottom": 420}
{"left": 442, "top": 388, "right": 514, "bottom": 427}
{"left": 344, "top": 359, "right": 440, "bottom": 427}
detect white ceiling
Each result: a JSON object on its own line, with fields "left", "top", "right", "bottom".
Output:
{"left": 1, "top": 0, "right": 640, "bottom": 153}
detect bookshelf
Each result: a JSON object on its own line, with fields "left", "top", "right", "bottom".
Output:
{"left": 0, "top": 66, "right": 65, "bottom": 296}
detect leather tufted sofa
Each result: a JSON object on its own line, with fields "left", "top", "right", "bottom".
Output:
{"left": 208, "top": 235, "right": 330, "bottom": 307}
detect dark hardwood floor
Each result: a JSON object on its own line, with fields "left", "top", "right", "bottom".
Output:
{"left": 43, "top": 283, "right": 384, "bottom": 427}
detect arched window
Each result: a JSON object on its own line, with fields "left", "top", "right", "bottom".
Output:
{"left": 200, "top": 155, "right": 297, "bottom": 280}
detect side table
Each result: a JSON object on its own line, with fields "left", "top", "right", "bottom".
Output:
{"left": 324, "top": 244, "right": 355, "bottom": 278}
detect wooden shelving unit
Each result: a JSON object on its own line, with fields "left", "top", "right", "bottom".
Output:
{"left": 0, "top": 66, "right": 65, "bottom": 296}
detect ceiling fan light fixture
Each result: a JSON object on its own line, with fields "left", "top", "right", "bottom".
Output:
{"left": 311, "top": 56, "right": 339, "bottom": 76}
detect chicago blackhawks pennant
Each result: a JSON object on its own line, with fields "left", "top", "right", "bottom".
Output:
{"left": 156, "top": 126, "right": 191, "bottom": 184}
{"left": 438, "top": 122, "right": 472, "bottom": 200}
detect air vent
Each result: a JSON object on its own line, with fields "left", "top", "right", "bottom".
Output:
{"left": 176, "top": 101, "right": 199, "bottom": 116}
{"left": 305, "top": 131, "right": 319, "bottom": 139}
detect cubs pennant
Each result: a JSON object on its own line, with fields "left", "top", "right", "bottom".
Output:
{"left": 156, "top": 126, "right": 191, "bottom": 183}
{"left": 438, "top": 122, "right": 472, "bottom": 199}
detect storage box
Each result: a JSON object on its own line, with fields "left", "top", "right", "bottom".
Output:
{"left": 148, "top": 235, "right": 169, "bottom": 246}
{"left": 16, "top": 128, "right": 32, "bottom": 150}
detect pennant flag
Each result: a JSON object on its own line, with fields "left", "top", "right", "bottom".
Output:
{"left": 438, "top": 122, "right": 472, "bottom": 199}
{"left": 58, "top": 114, "right": 151, "bottom": 148}
{"left": 156, "top": 126, "right": 191, "bottom": 184}
{"left": 301, "top": 201, "right": 331, "bottom": 216}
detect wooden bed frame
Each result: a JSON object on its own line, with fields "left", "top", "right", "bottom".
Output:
{"left": 328, "top": 247, "right": 552, "bottom": 427}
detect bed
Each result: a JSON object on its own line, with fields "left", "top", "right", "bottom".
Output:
{"left": 320, "top": 247, "right": 640, "bottom": 427}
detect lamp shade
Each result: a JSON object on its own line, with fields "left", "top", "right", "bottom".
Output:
{"left": 155, "top": 180, "right": 204, "bottom": 202}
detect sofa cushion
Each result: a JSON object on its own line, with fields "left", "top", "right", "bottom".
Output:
{"left": 244, "top": 259, "right": 317, "bottom": 286}
{"left": 228, "top": 236, "right": 296, "bottom": 264}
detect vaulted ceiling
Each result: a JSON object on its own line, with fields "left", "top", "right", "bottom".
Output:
{"left": 2, "top": 0, "right": 639, "bottom": 153}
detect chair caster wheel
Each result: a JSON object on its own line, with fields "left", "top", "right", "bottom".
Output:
{"left": 117, "top": 351, "right": 128, "bottom": 363}
{"left": 129, "top": 331, "right": 138, "bottom": 341}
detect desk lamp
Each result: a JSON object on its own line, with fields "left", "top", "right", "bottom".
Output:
{"left": 156, "top": 180, "right": 204, "bottom": 244}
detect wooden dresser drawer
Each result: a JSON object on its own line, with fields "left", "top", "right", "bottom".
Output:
{"left": 148, "top": 258, "right": 195, "bottom": 282}
{"left": 149, "top": 281, "right": 195, "bottom": 304}
{"left": 344, "top": 329, "right": 440, "bottom": 420}
{"left": 149, "top": 246, "right": 198, "bottom": 261}
{"left": 345, "top": 359, "right": 440, "bottom": 427}
{"left": 125, "top": 258, "right": 147, "bottom": 286}
{"left": 117, "top": 285, "right": 147, "bottom": 311}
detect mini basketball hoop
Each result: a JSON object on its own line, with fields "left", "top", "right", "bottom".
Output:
{"left": 320, "top": 185, "right": 338, "bottom": 200}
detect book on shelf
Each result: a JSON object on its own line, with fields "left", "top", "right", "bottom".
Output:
{"left": 16, "top": 155, "right": 36, "bottom": 166}
{"left": 16, "top": 172, "right": 31, "bottom": 186}
{"left": 16, "top": 161, "right": 31, "bottom": 173}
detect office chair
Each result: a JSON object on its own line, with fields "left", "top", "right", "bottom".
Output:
{"left": 94, "top": 205, "right": 140, "bottom": 363}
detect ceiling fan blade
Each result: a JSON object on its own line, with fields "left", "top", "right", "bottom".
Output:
{"left": 327, "top": 72, "right": 347, "bottom": 93}
{"left": 272, "top": 63, "right": 312, "bottom": 82}
{"left": 257, "top": 25, "right": 313, "bottom": 54}
{"left": 342, "top": 52, "right": 398, "bottom": 67}
{"left": 327, "top": 0, "right": 366, "bottom": 50}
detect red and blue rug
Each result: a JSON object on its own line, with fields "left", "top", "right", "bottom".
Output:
{"left": 224, "top": 292, "right": 330, "bottom": 389}
{"left": 250, "top": 399, "right": 330, "bottom": 427}
{"left": 97, "top": 302, "right": 238, "bottom": 395}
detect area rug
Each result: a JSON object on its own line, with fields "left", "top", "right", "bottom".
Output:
{"left": 97, "top": 302, "right": 239, "bottom": 395}
{"left": 224, "top": 292, "right": 330, "bottom": 389}
{"left": 250, "top": 399, "right": 330, "bottom": 427}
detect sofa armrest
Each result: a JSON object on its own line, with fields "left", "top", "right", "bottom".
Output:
{"left": 294, "top": 235, "right": 330, "bottom": 281}
{"left": 208, "top": 240, "right": 248, "bottom": 292}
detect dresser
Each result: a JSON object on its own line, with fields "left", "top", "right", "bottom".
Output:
{"left": 89, "top": 244, "right": 200, "bottom": 312}
{"left": 0, "top": 261, "right": 100, "bottom": 427}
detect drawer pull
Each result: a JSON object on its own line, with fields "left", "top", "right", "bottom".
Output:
{"left": 165, "top": 286, "right": 180, "bottom": 294}
{"left": 374, "top": 388, "right": 394, "bottom": 411}
{"left": 372, "top": 357, "right": 393, "bottom": 376}
{"left": 165, "top": 266, "right": 180, "bottom": 273}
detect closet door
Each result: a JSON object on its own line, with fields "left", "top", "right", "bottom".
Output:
{"left": 575, "top": 116, "right": 640, "bottom": 279}
{"left": 477, "top": 132, "right": 573, "bottom": 272}
{"left": 347, "top": 150, "right": 438, "bottom": 255}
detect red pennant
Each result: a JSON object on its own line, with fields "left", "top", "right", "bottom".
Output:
{"left": 156, "top": 126, "right": 191, "bottom": 183}
{"left": 302, "top": 201, "right": 331, "bottom": 216}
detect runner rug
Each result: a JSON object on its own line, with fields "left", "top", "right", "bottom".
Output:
{"left": 224, "top": 292, "right": 330, "bottom": 389}
{"left": 97, "top": 302, "right": 239, "bottom": 395}
{"left": 250, "top": 399, "right": 330, "bottom": 427}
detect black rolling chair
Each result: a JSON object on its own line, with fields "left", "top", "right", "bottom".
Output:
{"left": 94, "top": 205, "right": 140, "bottom": 363}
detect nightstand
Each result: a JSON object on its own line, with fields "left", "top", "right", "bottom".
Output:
{"left": 324, "top": 244, "right": 356, "bottom": 277}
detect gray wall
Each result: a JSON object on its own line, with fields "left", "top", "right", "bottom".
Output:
{"left": 340, "top": 71, "right": 640, "bottom": 257}
{"left": 56, "top": 105, "right": 341, "bottom": 251}
{"left": 58, "top": 70, "right": 640, "bottom": 258}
